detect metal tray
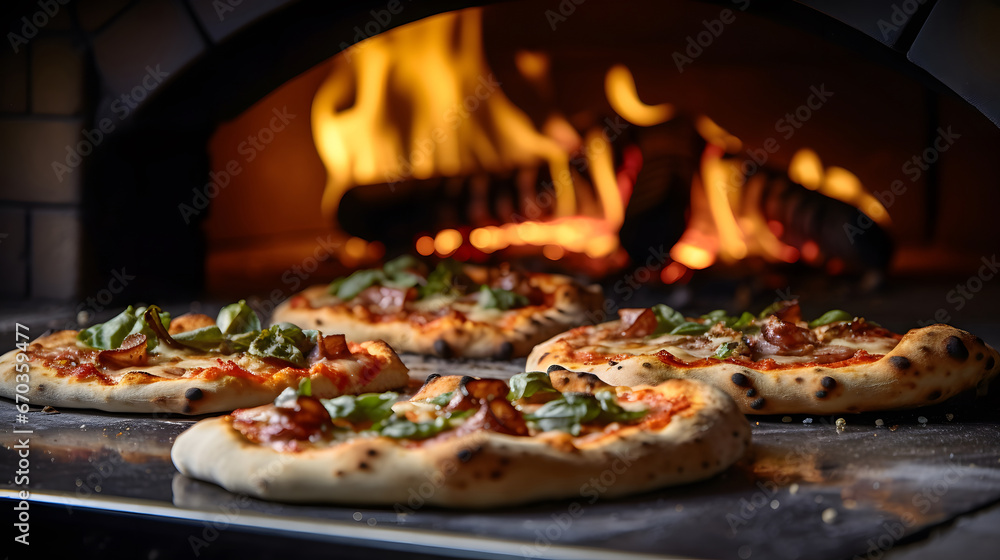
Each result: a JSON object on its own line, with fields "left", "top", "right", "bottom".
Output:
{"left": 3, "top": 356, "right": 1000, "bottom": 559}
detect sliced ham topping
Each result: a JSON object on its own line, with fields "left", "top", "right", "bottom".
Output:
{"left": 232, "top": 396, "right": 332, "bottom": 449}
{"left": 754, "top": 316, "right": 819, "bottom": 358}
{"left": 96, "top": 333, "right": 148, "bottom": 368}
{"left": 310, "top": 333, "right": 351, "bottom": 361}
{"left": 618, "top": 308, "right": 657, "bottom": 337}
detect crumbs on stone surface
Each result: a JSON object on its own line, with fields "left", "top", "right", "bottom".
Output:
{"left": 875, "top": 419, "right": 884, "bottom": 427}
{"left": 822, "top": 508, "right": 838, "bottom": 524}
{"left": 918, "top": 416, "right": 928, "bottom": 425}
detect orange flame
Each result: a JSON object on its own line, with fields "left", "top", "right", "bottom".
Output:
{"left": 311, "top": 8, "right": 636, "bottom": 261}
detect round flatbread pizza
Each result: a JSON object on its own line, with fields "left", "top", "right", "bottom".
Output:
{"left": 0, "top": 301, "right": 408, "bottom": 414}
{"left": 271, "top": 256, "right": 604, "bottom": 360}
{"left": 171, "top": 369, "right": 750, "bottom": 508}
{"left": 526, "top": 301, "right": 1000, "bottom": 414}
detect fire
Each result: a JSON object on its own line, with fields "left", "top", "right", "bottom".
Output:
{"left": 311, "top": 8, "right": 633, "bottom": 261}
{"left": 669, "top": 118, "right": 887, "bottom": 271}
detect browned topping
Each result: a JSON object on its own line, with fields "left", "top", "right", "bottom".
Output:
{"left": 231, "top": 396, "right": 333, "bottom": 451}
{"left": 618, "top": 308, "right": 657, "bottom": 338}
{"left": 96, "top": 333, "right": 148, "bottom": 369}
{"left": 313, "top": 334, "right": 351, "bottom": 361}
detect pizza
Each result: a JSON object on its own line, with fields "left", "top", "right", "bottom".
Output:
{"left": 0, "top": 301, "right": 407, "bottom": 414}
{"left": 272, "top": 256, "right": 604, "bottom": 360}
{"left": 170, "top": 369, "right": 750, "bottom": 508}
{"left": 526, "top": 300, "right": 1000, "bottom": 414}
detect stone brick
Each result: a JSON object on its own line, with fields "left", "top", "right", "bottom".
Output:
{"left": 31, "top": 206, "right": 80, "bottom": 300}
{"left": 0, "top": 117, "right": 82, "bottom": 203}
{"left": 32, "top": 36, "right": 86, "bottom": 115}
{"left": 0, "top": 206, "right": 28, "bottom": 299}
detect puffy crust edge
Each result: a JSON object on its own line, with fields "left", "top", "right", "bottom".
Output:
{"left": 272, "top": 280, "right": 604, "bottom": 359}
{"left": 527, "top": 324, "right": 1000, "bottom": 414}
{"left": 171, "top": 379, "right": 751, "bottom": 508}
{"left": 0, "top": 335, "right": 409, "bottom": 415}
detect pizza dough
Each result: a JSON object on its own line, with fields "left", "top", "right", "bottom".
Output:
{"left": 272, "top": 260, "right": 604, "bottom": 360}
{"left": 171, "top": 372, "right": 751, "bottom": 507}
{"left": 527, "top": 305, "right": 1000, "bottom": 414}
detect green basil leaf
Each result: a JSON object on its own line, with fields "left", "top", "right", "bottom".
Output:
{"left": 651, "top": 304, "right": 686, "bottom": 336}
{"left": 171, "top": 325, "right": 224, "bottom": 351}
{"left": 507, "top": 371, "right": 556, "bottom": 401}
{"left": 224, "top": 330, "right": 257, "bottom": 353}
{"left": 758, "top": 301, "right": 786, "bottom": 319}
{"left": 322, "top": 392, "right": 398, "bottom": 422}
{"left": 808, "top": 309, "right": 854, "bottom": 329}
{"left": 378, "top": 414, "right": 457, "bottom": 440}
{"left": 424, "top": 391, "right": 456, "bottom": 406}
{"left": 269, "top": 322, "right": 318, "bottom": 354}
{"left": 594, "top": 391, "right": 647, "bottom": 423}
{"left": 216, "top": 300, "right": 261, "bottom": 335}
{"left": 78, "top": 306, "right": 141, "bottom": 350}
{"left": 669, "top": 321, "right": 711, "bottom": 335}
{"left": 78, "top": 305, "right": 171, "bottom": 351}
{"left": 383, "top": 255, "right": 423, "bottom": 277}
{"left": 330, "top": 269, "right": 386, "bottom": 300}
{"left": 297, "top": 377, "right": 312, "bottom": 397}
{"left": 478, "top": 285, "right": 529, "bottom": 311}
{"left": 700, "top": 310, "right": 729, "bottom": 324}
{"left": 714, "top": 341, "right": 739, "bottom": 359}
{"left": 729, "top": 312, "right": 756, "bottom": 330}
{"left": 418, "top": 260, "right": 463, "bottom": 299}
{"left": 526, "top": 393, "right": 601, "bottom": 436}
{"left": 248, "top": 328, "right": 307, "bottom": 367}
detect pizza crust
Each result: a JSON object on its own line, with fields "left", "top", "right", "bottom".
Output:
{"left": 273, "top": 277, "right": 603, "bottom": 359}
{"left": 0, "top": 331, "right": 409, "bottom": 415}
{"left": 171, "top": 378, "right": 750, "bottom": 508}
{"left": 527, "top": 324, "right": 1000, "bottom": 414}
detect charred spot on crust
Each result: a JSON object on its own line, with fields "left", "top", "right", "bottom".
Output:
{"left": 889, "top": 356, "right": 911, "bottom": 371}
{"left": 494, "top": 341, "right": 514, "bottom": 361}
{"left": 815, "top": 390, "right": 828, "bottom": 399}
{"left": 184, "top": 388, "right": 204, "bottom": 401}
{"left": 489, "top": 470, "right": 502, "bottom": 480}
{"left": 749, "top": 397, "right": 765, "bottom": 410}
{"left": 457, "top": 449, "right": 473, "bottom": 462}
{"left": 987, "top": 356, "right": 996, "bottom": 370}
{"left": 499, "top": 457, "right": 510, "bottom": 466}
{"left": 927, "top": 390, "right": 942, "bottom": 401}
{"left": 976, "top": 352, "right": 985, "bottom": 361}
{"left": 642, "top": 362, "right": 653, "bottom": 368}
{"left": 820, "top": 377, "right": 837, "bottom": 389}
{"left": 731, "top": 372, "right": 750, "bottom": 387}
{"left": 608, "top": 360, "right": 618, "bottom": 366}
{"left": 335, "top": 470, "right": 344, "bottom": 477}
{"left": 945, "top": 337, "right": 969, "bottom": 361}
{"left": 36, "top": 384, "right": 44, "bottom": 392}
{"left": 701, "top": 461, "right": 710, "bottom": 469}
{"left": 795, "top": 377, "right": 804, "bottom": 384}
{"left": 677, "top": 466, "right": 685, "bottom": 473}
{"left": 617, "top": 365, "right": 623, "bottom": 370}
{"left": 547, "top": 364, "right": 567, "bottom": 373}
{"left": 538, "top": 352, "right": 550, "bottom": 361}
{"left": 732, "top": 431, "right": 741, "bottom": 438}
{"left": 182, "top": 403, "right": 192, "bottom": 414}
{"left": 421, "top": 373, "right": 441, "bottom": 389}
{"left": 366, "top": 449, "right": 378, "bottom": 457}
{"left": 433, "top": 338, "right": 452, "bottom": 358}
{"left": 358, "top": 462, "right": 370, "bottom": 470}
{"left": 745, "top": 388, "right": 756, "bottom": 397}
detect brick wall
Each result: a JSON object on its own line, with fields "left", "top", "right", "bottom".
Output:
{"left": 0, "top": 0, "right": 290, "bottom": 301}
